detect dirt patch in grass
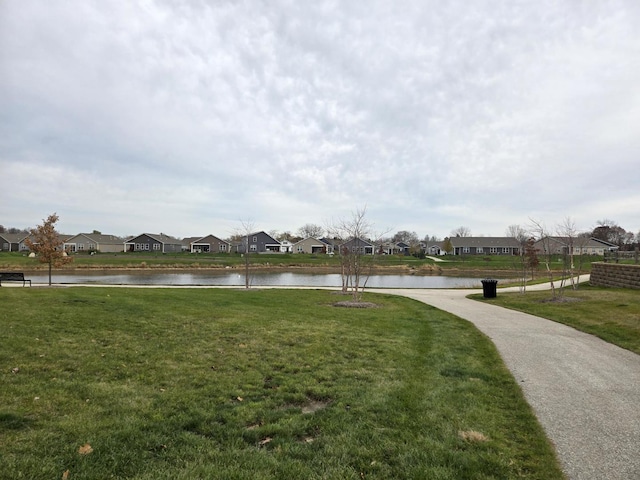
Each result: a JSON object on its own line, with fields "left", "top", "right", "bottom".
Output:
{"left": 301, "top": 399, "right": 331, "bottom": 414}
{"left": 459, "top": 430, "right": 490, "bottom": 443}
{"left": 539, "top": 296, "right": 583, "bottom": 304}
{"left": 333, "top": 301, "right": 379, "bottom": 308}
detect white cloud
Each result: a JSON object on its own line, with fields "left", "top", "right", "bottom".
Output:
{"left": 1, "top": 0, "right": 638, "bottom": 238}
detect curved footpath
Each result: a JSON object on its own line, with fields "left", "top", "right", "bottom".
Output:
{"left": 371, "top": 275, "right": 640, "bottom": 480}
{"left": 12, "top": 276, "right": 639, "bottom": 478}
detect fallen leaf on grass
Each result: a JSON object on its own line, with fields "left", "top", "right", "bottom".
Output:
{"left": 78, "top": 443, "right": 93, "bottom": 455}
{"left": 236, "top": 396, "right": 243, "bottom": 402}
{"left": 258, "top": 437, "right": 272, "bottom": 446}
{"left": 62, "top": 470, "right": 70, "bottom": 479}
{"left": 458, "top": 430, "right": 489, "bottom": 442}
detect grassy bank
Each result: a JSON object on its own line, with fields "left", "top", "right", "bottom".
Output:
{"left": 1, "top": 250, "right": 600, "bottom": 276}
{"left": 471, "top": 285, "right": 640, "bottom": 355}
{"left": 1, "top": 288, "right": 563, "bottom": 479}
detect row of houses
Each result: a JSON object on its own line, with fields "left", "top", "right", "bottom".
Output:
{"left": 1, "top": 231, "right": 617, "bottom": 256}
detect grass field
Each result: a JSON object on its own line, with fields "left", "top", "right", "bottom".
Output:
{"left": 471, "top": 285, "right": 640, "bottom": 355}
{"left": 1, "top": 288, "right": 564, "bottom": 479}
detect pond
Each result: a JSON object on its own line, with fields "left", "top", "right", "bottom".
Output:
{"left": 28, "top": 271, "right": 486, "bottom": 289}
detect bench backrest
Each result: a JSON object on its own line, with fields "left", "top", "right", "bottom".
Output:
{"left": 0, "top": 272, "right": 26, "bottom": 281}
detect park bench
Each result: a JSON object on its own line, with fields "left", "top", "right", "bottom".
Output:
{"left": 0, "top": 272, "right": 32, "bottom": 287}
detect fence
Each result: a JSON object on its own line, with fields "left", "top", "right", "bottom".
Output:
{"left": 603, "top": 250, "right": 639, "bottom": 264}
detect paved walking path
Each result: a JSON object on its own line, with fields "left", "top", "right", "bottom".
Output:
{"left": 370, "top": 277, "right": 640, "bottom": 480}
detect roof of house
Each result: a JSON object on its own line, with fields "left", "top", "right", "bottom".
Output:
{"left": 449, "top": 237, "right": 521, "bottom": 248}
{"left": 535, "top": 236, "right": 619, "bottom": 249}
{"left": 124, "top": 233, "right": 182, "bottom": 244}
{"left": 191, "top": 234, "right": 230, "bottom": 245}
{"left": 293, "top": 237, "right": 325, "bottom": 246}
{"left": 66, "top": 233, "right": 124, "bottom": 245}
{"left": 248, "top": 231, "right": 281, "bottom": 244}
{"left": 0, "top": 232, "right": 29, "bottom": 243}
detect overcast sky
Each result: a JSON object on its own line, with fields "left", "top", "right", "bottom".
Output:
{"left": 1, "top": 1, "right": 639, "bottom": 240}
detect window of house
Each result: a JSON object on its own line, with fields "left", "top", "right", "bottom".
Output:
{"left": 502, "top": 247, "right": 509, "bottom": 253}
{"left": 153, "top": 243, "right": 161, "bottom": 251}
{"left": 144, "top": 243, "right": 150, "bottom": 250}
{"left": 78, "top": 243, "right": 84, "bottom": 250}
{"left": 476, "top": 247, "right": 483, "bottom": 253}
{"left": 219, "top": 244, "right": 227, "bottom": 251}
{"left": 250, "top": 244, "right": 257, "bottom": 252}
{"left": 490, "top": 247, "right": 498, "bottom": 254}
{"left": 463, "top": 247, "right": 470, "bottom": 253}
{"left": 252, "top": 236, "right": 257, "bottom": 242}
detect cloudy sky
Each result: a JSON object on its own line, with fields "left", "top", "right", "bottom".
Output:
{"left": 1, "top": 0, "right": 639, "bottom": 240}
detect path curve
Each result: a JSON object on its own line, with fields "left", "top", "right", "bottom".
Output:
{"left": 370, "top": 278, "right": 640, "bottom": 480}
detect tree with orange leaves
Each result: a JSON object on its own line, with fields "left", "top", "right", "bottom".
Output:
{"left": 25, "top": 213, "right": 72, "bottom": 285}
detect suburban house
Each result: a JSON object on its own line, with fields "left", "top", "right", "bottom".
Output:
{"left": 319, "top": 238, "right": 338, "bottom": 254}
{"left": 292, "top": 237, "right": 328, "bottom": 254}
{"left": 449, "top": 237, "right": 521, "bottom": 256}
{"left": 64, "top": 233, "right": 124, "bottom": 253}
{"left": 379, "top": 241, "right": 412, "bottom": 255}
{"left": 234, "top": 231, "right": 281, "bottom": 253}
{"left": 279, "top": 239, "right": 294, "bottom": 253}
{"left": 124, "top": 233, "right": 183, "bottom": 253}
{"left": 340, "top": 237, "right": 375, "bottom": 255}
{"left": 189, "top": 234, "right": 231, "bottom": 253}
{"left": 422, "top": 242, "right": 444, "bottom": 256}
{"left": 0, "top": 233, "right": 28, "bottom": 252}
{"left": 533, "top": 236, "right": 618, "bottom": 256}
{"left": 14, "top": 233, "right": 72, "bottom": 252}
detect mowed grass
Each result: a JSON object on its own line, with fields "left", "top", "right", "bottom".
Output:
{"left": 472, "top": 285, "right": 640, "bottom": 355}
{"left": 0, "top": 288, "right": 563, "bottom": 479}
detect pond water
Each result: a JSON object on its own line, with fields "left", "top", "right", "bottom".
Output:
{"left": 28, "top": 271, "right": 486, "bottom": 289}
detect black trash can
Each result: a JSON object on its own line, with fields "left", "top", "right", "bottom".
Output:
{"left": 481, "top": 279, "right": 498, "bottom": 298}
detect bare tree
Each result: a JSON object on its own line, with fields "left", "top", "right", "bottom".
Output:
{"left": 328, "top": 207, "right": 387, "bottom": 301}
{"left": 234, "top": 219, "right": 256, "bottom": 289}
{"left": 505, "top": 224, "right": 528, "bottom": 243}
{"left": 593, "top": 219, "right": 627, "bottom": 248}
{"left": 524, "top": 238, "right": 539, "bottom": 280}
{"left": 451, "top": 226, "right": 471, "bottom": 237}
{"left": 506, "top": 224, "right": 530, "bottom": 292}
{"left": 556, "top": 217, "right": 579, "bottom": 290}
{"left": 391, "top": 230, "right": 419, "bottom": 245}
{"left": 297, "top": 223, "right": 325, "bottom": 239}
{"left": 25, "top": 213, "right": 73, "bottom": 286}
{"left": 529, "top": 218, "right": 557, "bottom": 299}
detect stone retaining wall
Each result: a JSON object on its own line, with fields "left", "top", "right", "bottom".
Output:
{"left": 590, "top": 262, "right": 640, "bottom": 289}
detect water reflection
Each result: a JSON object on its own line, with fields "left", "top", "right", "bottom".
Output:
{"left": 28, "top": 271, "right": 483, "bottom": 289}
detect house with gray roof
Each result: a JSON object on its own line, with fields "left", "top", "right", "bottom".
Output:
{"left": 339, "top": 237, "right": 375, "bottom": 255}
{"left": 234, "top": 231, "right": 281, "bottom": 253}
{"left": 64, "top": 233, "right": 125, "bottom": 253}
{"left": 292, "top": 237, "right": 328, "bottom": 254}
{"left": 533, "top": 236, "right": 618, "bottom": 256}
{"left": 190, "top": 234, "right": 231, "bottom": 253}
{"left": 124, "top": 233, "right": 183, "bottom": 253}
{"left": 449, "top": 237, "right": 521, "bottom": 256}
{"left": 0, "top": 233, "right": 28, "bottom": 251}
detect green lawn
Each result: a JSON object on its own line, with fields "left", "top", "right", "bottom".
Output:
{"left": 471, "top": 285, "right": 640, "bottom": 355}
{"left": 0, "top": 288, "right": 563, "bottom": 479}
